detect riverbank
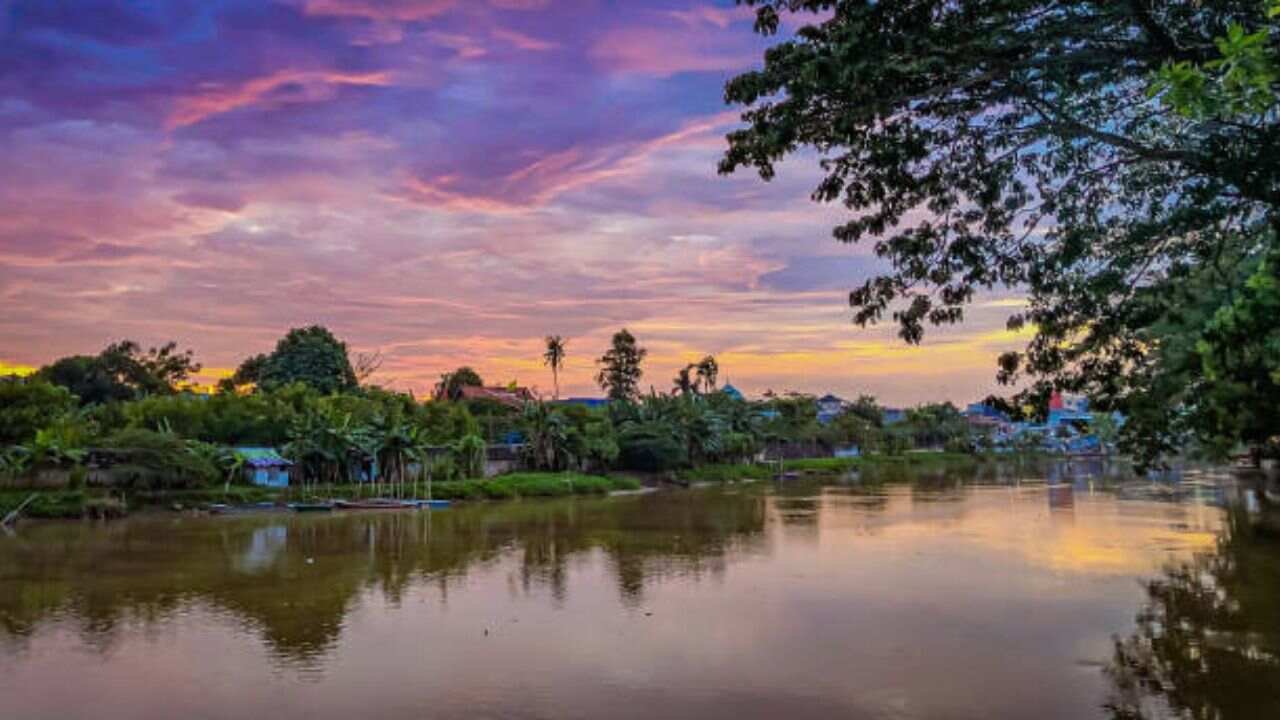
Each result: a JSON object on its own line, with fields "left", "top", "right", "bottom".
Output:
{"left": 0, "top": 472, "right": 643, "bottom": 520}
{"left": 1, "top": 453, "right": 1008, "bottom": 521}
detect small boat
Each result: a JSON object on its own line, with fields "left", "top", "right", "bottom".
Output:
{"left": 288, "top": 502, "right": 335, "bottom": 512}
{"left": 404, "top": 499, "right": 451, "bottom": 509}
{"left": 334, "top": 499, "right": 411, "bottom": 510}
{"left": 211, "top": 501, "right": 286, "bottom": 514}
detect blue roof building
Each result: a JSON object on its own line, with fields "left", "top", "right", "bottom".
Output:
{"left": 234, "top": 447, "right": 292, "bottom": 488}
{"left": 556, "top": 397, "right": 609, "bottom": 408}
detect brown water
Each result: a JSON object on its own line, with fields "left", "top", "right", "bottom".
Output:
{"left": 2, "top": 465, "right": 1277, "bottom": 720}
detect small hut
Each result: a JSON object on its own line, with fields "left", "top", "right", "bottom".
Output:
{"left": 234, "top": 447, "right": 293, "bottom": 487}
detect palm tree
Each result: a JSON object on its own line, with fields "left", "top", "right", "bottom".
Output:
{"left": 673, "top": 365, "right": 696, "bottom": 396}
{"left": 696, "top": 355, "right": 719, "bottom": 393}
{"left": 543, "top": 335, "right": 567, "bottom": 400}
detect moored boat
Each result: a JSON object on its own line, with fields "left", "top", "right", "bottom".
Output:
{"left": 288, "top": 502, "right": 335, "bottom": 512}
{"left": 334, "top": 499, "right": 412, "bottom": 510}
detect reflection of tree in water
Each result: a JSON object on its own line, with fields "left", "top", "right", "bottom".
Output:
{"left": 1104, "top": 495, "right": 1280, "bottom": 720}
{"left": 0, "top": 489, "right": 768, "bottom": 666}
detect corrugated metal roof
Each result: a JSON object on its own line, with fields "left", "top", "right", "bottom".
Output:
{"left": 233, "top": 447, "right": 292, "bottom": 467}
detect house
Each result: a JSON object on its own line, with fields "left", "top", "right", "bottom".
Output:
{"left": 234, "top": 447, "right": 292, "bottom": 487}
{"left": 720, "top": 383, "right": 745, "bottom": 401}
{"left": 816, "top": 394, "right": 845, "bottom": 424}
{"left": 459, "top": 385, "right": 535, "bottom": 408}
{"left": 964, "top": 401, "right": 1011, "bottom": 422}
{"left": 1047, "top": 391, "right": 1092, "bottom": 429}
{"left": 964, "top": 401, "right": 1013, "bottom": 436}
{"left": 882, "top": 408, "right": 907, "bottom": 425}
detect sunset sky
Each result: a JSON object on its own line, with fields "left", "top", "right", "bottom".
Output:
{"left": 0, "top": 0, "right": 1029, "bottom": 404}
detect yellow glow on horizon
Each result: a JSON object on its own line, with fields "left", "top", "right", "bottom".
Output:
{"left": 1, "top": 361, "right": 37, "bottom": 377}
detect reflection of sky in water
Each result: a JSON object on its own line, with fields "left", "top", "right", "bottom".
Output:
{"left": 0, "top": 470, "right": 1270, "bottom": 720}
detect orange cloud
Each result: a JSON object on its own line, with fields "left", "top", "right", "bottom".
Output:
{"left": 168, "top": 69, "right": 392, "bottom": 129}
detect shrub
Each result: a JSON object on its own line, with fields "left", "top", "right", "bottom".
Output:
{"left": 617, "top": 426, "right": 687, "bottom": 472}
{"left": 101, "top": 428, "right": 219, "bottom": 489}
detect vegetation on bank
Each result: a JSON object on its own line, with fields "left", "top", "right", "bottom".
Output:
{"left": 0, "top": 471, "right": 644, "bottom": 520}
{"left": 2, "top": 324, "right": 995, "bottom": 498}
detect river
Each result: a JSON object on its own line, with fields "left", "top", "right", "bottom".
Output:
{"left": 1, "top": 462, "right": 1277, "bottom": 719}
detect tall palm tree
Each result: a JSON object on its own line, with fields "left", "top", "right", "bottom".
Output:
{"left": 696, "top": 355, "right": 718, "bottom": 393}
{"left": 673, "top": 365, "right": 696, "bottom": 397}
{"left": 543, "top": 335, "right": 567, "bottom": 400}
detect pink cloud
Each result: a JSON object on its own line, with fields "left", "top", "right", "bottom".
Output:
{"left": 491, "top": 27, "right": 558, "bottom": 51}
{"left": 427, "top": 31, "right": 488, "bottom": 59}
{"left": 301, "top": 0, "right": 455, "bottom": 21}
{"left": 665, "top": 6, "right": 754, "bottom": 29}
{"left": 398, "top": 112, "right": 737, "bottom": 211}
{"left": 168, "top": 69, "right": 393, "bottom": 129}
{"left": 591, "top": 27, "right": 757, "bottom": 77}
{"left": 489, "top": 0, "right": 550, "bottom": 9}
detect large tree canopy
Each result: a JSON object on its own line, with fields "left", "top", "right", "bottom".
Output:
{"left": 252, "top": 326, "right": 358, "bottom": 395}
{"left": 722, "top": 0, "right": 1280, "bottom": 461}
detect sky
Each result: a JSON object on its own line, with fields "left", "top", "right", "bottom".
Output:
{"left": 0, "top": 0, "right": 1030, "bottom": 405}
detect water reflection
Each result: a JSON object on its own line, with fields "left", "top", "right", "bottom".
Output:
{"left": 0, "top": 462, "right": 1273, "bottom": 720}
{"left": 0, "top": 490, "right": 768, "bottom": 665}
{"left": 1104, "top": 485, "right": 1280, "bottom": 720}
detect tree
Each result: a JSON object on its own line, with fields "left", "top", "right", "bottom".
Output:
{"left": 695, "top": 355, "right": 719, "bottom": 393}
{"left": 434, "top": 366, "right": 484, "bottom": 401}
{"left": 225, "top": 353, "right": 269, "bottom": 391}
{"left": 0, "top": 378, "right": 77, "bottom": 445}
{"left": 543, "top": 335, "right": 567, "bottom": 400}
{"left": 722, "top": 1, "right": 1280, "bottom": 462}
{"left": 673, "top": 365, "right": 697, "bottom": 397}
{"left": 39, "top": 340, "right": 200, "bottom": 405}
{"left": 596, "top": 329, "right": 646, "bottom": 402}
{"left": 1186, "top": 251, "right": 1280, "bottom": 459}
{"left": 124, "top": 341, "right": 201, "bottom": 391}
{"left": 256, "top": 326, "right": 358, "bottom": 395}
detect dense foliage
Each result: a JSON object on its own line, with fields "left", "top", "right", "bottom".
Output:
{"left": 243, "top": 325, "right": 359, "bottom": 394}
{"left": 38, "top": 340, "right": 200, "bottom": 405}
{"left": 3, "top": 325, "right": 991, "bottom": 493}
{"left": 722, "top": 1, "right": 1280, "bottom": 463}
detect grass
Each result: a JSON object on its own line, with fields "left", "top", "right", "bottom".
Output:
{"left": 433, "top": 472, "right": 641, "bottom": 500}
{"left": 0, "top": 489, "right": 93, "bottom": 519}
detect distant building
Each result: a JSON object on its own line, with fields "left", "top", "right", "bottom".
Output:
{"left": 234, "top": 447, "right": 292, "bottom": 487}
{"left": 964, "top": 402, "right": 1011, "bottom": 422}
{"left": 459, "top": 385, "right": 535, "bottom": 408}
{"left": 816, "top": 394, "right": 845, "bottom": 424}
{"left": 720, "top": 383, "right": 745, "bottom": 401}
{"left": 882, "top": 408, "right": 907, "bottom": 425}
{"left": 556, "top": 397, "right": 609, "bottom": 408}
{"left": 964, "top": 401, "right": 1013, "bottom": 436}
{"left": 1047, "top": 391, "right": 1092, "bottom": 429}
